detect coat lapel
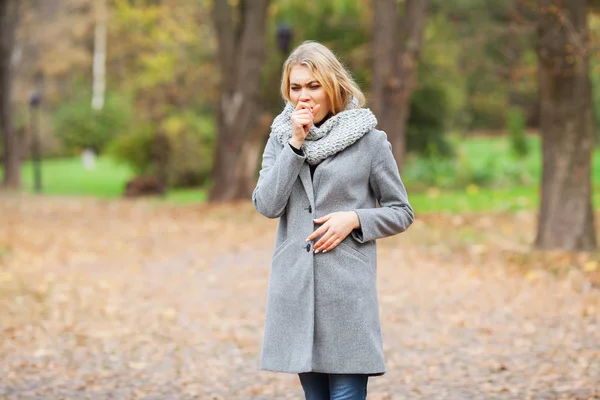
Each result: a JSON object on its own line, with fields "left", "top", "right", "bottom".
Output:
{"left": 299, "top": 163, "right": 315, "bottom": 210}
{"left": 299, "top": 154, "right": 336, "bottom": 211}
{"left": 312, "top": 154, "right": 336, "bottom": 195}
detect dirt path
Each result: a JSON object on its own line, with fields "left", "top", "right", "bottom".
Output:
{"left": 0, "top": 195, "right": 599, "bottom": 399}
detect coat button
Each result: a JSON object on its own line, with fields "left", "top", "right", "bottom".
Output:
{"left": 304, "top": 205, "right": 312, "bottom": 213}
{"left": 305, "top": 243, "right": 311, "bottom": 252}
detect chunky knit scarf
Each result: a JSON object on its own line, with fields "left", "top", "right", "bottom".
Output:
{"left": 271, "top": 98, "right": 378, "bottom": 165}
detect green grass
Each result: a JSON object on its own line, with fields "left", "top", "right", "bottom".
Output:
{"left": 410, "top": 184, "right": 600, "bottom": 214}
{"left": 402, "top": 134, "right": 600, "bottom": 213}
{"left": 164, "top": 188, "right": 208, "bottom": 204}
{"left": 410, "top": 186, "right": 540, "bottom": 214}
{"left": 1, "top": 135, "right": 599, "bottom": 213}
{"left": 0, "top": 156, "right": 209, "bottom": 203}
{"left": 456, "top": 134, "right": 600, "bottom": 186}
{"left": 3, "top": 157, "right": 135, "bottom": 198}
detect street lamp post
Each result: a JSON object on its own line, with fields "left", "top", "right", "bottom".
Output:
{"left": 29, "top": 91, "right": 42, "bottom": 193}
{"left": 276, "top": 22, "right": 292, "bottom": 55}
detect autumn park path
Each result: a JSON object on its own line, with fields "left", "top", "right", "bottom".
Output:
{"left": 0, "top": 195, "right": 599, "bottom": 400}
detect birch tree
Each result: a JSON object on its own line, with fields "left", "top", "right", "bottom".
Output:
{"left": 92, "top": 0, "right": 107, "bottom": 111}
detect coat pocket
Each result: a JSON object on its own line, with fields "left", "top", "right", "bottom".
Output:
{"left": 338, "top": 241, "right": 368, "bottom": 263}
{"left": 272, "top": 238, "right": 291, "bottom": 260}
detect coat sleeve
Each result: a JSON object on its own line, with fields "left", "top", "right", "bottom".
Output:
{"left": 351, "top": 131, "right": 414, "bottom": 243}
{"left": 252, "top": 135, "right": 306, "bottom": 218}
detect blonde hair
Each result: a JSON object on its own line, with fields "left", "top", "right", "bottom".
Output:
{"left": 280, "top": 41, "right": 366, "bottom": 115}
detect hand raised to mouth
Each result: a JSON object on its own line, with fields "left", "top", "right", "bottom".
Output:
{"left": 289, "top": 102, "right": 321, "bottom": 149}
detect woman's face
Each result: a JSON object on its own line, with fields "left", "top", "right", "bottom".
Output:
{"left": 289, "top": 65, "right": 331, "bottom": 124}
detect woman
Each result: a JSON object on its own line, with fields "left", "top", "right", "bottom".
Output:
{"left": 252, "top": 41, "right": 414, "bottom": 400}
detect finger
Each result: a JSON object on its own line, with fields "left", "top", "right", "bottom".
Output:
{"left": 306, "top": 224, "right": 328, "bottom": 241}
{"left": 322, "top": 237, "right": 342, "bottom": 253}
{"left": 301, "top": 123, "right": 313, "bottom": 132}
{"left": 311, "top": 104, "right": 321, "bottom": 116}
{"left": 307, "top": 224, "right": 328, "bottom": 242}
{"left": 293, "top": 108, "right": 312, "bottom": 115}
{"left": 314, "top": 231, "right": 335, "bottom": 253}
{"left": 293, "top": 112, "right": 312, "bottom": 120}
{"left": 313, "top": 214, "right": 332, "bottom": 224}
{"left": 293, "top": 116, "right": 312, "bottom": 124}
{"left": 292, "top": 117, "right": 312, "bottom": 126}
{"left": 295, "top": 101, "right": 312, "bottom": 111}
{"left": 316, "top": 234, "right": 337, "bottom": 252}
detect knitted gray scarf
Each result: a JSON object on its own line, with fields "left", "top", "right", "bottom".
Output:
{"left": 271, "top": 99, "right": 378, "bottom": 165}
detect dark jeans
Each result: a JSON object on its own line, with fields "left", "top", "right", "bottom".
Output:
{"left": 299, "top": 372, "right": 368, "bottom": 400}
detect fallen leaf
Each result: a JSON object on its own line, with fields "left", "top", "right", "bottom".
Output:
{"left": 583, "top": 261, "right": 598, "bottom": 272}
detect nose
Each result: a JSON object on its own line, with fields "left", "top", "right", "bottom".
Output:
{"left": 299, "top": 88, "right": 311, "bottom": 102}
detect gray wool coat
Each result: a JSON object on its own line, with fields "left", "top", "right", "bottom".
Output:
{"left": 252, "top": 128, "right": 414, "bottom": 376}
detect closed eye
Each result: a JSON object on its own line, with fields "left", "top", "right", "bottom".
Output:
{"left": 291, "top": 85, "right": 320, "bottom": 91}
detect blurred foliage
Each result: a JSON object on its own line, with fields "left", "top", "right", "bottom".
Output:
{"left": 53, "top": 89, "right": 134, "bottom": 154}
{"left": 404, "top": 11, "right": 465, "bottom": 157}
{"left": 402, "top": 135, "right": 538, "bottom": 192}
{"left": 106, "top": 127, "right": 154, "bottom": 176}
{"left": 107, "top": 112, "right": 215, "bottom": 188}
{"left": 507, "top": 107, "right": 529, "bottom": 157}
{"left": 12, "top": 0, "right": 600, "bottom": 189}
{"left": 430, "top": 0, "right": 538, "bottom": 130}
{"left": 403, "top": 153, "right": 533, "bottom": 191}
{"left": 103, "top": 0, "right": 216, "bottom": 188}
{"left": 13, "top": 0, "right": 95, "bottom": 106}
{"left": 407, "top": 83, "right": 454, "bottom": 157}
{"left": 109, "top": 0, "right": 216, "bottom": 112}
{"left": 163, "top": 112, "right": 215, "bottom": 188}
{"left": 418, "top": 11, "right": 469, "bottom": 131}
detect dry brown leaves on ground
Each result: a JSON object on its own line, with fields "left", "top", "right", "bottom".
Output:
{"left": 0, "top": 194, "right": 599, "bottom": 399}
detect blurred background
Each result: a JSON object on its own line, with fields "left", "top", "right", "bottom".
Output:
{"left": 1, "top": 2, "right": 600, "bottom": 397}
{"left": 0, "top": 0, "right": 599, "bottom": 249}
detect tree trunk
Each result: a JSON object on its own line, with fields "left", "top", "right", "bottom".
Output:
{"left": 209, "top": 0, "right": 270, "bottom": 202}
{"left": 535, "top": 0, "right": 597, "bottom": 251}
{"left": 371, "top": 0, "right": 429, "bottom": 169}
{"left": 0, "top": 0, "right": 20, "bottom": 189}
{"left": 92, "top": 0, "right": 107, "bottom": 111}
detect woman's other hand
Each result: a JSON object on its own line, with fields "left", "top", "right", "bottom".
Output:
{"left": 307, "top": 211, "right": 360, "bottom": 253}
{"left": 290, "top": 102, "right": 321, "bottom": 149}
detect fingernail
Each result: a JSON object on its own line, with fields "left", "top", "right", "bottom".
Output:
{"left": 322, "top": 250, "right": 327, "bottom": 253}
{"left": 306, "top": 238, "right": 309, "bottom": 242}
{"left": 314, "top": 250, "right": 319, "bottom": 254}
